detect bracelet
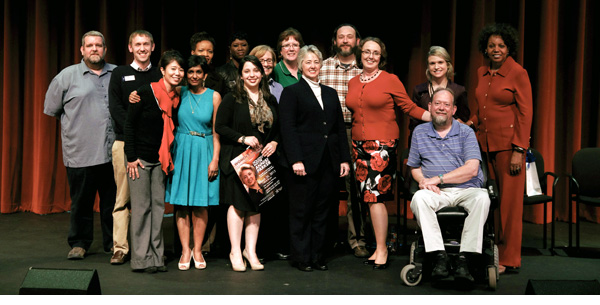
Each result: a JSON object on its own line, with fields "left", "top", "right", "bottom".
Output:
{"left": 512, "top": 145, "right": 525, "bottom": 153}
{"left": 240, "top": 136, "right": 246, "bottom": 145}
{"left": 438, "top": 174, "right": 444, "bottom": 184}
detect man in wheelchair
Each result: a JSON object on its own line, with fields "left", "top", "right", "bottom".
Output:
{"left": 407, "top": 88, "right": 490, "bottom": 283}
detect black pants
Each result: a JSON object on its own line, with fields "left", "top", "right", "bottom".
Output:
{"left": 66, "top": 162, "right": 116, "bottom": 252}
{"left": 286, "top": 156, "right": 336, "bottom": 264}
{"left": 258, "top": 163, "right": 290, "bottom": 258}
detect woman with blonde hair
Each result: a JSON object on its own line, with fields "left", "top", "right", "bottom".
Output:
{"left": 409, "top": 46, "right": 470, "bottom": 134}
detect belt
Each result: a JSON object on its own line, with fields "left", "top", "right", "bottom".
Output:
{"left": 179, "top": 130, "right": 212, "bottom": 137}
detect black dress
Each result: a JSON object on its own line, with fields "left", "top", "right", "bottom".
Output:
{"left": 215, "top": 92, "right": 279, "bottom": 212}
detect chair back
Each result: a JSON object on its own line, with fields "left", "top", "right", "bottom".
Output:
{"left": 572, "top": 147, "right": 600, "bottom": 197}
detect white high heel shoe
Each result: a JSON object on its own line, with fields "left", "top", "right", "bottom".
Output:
{"left": 178, "top": 249, "right": 192, "bottom": 271}
{"left": 192, "top": 249, "right": 207, "bottom": 270}
{"left": 243, "top": 249, "right": 264, "bottom": 271}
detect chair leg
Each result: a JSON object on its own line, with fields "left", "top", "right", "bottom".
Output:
{"left": 543, "top": 202, "right": 547, "bottom": 249}
{"left": 576, "top": 200, "right": 580, "bottom": 249}
{"left": 551, "top": 199, "right": 555, "bottom": 250}
{"left": 568, "top": 197, "right": 573, "bottom": 248}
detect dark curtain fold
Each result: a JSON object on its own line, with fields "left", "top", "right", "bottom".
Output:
{"left": 1, "top": 0, "right": 598, "bottom": 224}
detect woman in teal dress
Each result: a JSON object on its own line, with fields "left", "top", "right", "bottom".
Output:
{"left": 166, "top": 55, "right": 222, "bottom": 270}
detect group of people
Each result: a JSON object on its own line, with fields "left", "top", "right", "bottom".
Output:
{"left": 43, "top": 21, "right": 532, "bottom": 280}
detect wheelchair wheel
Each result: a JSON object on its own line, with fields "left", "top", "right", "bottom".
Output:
{"left": 401, "top": 264, "right": 422, "bottom": 287}
{"left": 488, "top": 266, "right": 497, "bottom": 290}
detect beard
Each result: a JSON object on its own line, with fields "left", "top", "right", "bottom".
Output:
{"left": 432, "top": 114, "right": 449, "bottom": 127}
{"left": 334, "top": 44, "right": 358, "bottom": 57}
{"left": 86, "top": 54, "right": 104, "bottom": 65}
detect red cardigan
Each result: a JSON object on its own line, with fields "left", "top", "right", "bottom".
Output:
{"left": 346, "top": 71, "right": 425, "bottom": 141}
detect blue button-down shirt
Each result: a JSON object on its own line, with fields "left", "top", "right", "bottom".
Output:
{"left": 44, "top": 61, "right": 116, "bottom": 168}
{"left": 407, "top": 120, "right": 483, "bottom": 189}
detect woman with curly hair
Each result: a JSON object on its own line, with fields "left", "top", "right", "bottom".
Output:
{"left": 346, "top": 37, "right": 431, "bottom": 269}
{"left": 468, "top": 23, "right": 533, "bottom": 274}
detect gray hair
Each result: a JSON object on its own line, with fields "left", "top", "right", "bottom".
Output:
{"left": 81, "top": 30, "right": 106, "bottom": 47}
{"left": 297, "top": 45, "right": 323, "bottom": 69}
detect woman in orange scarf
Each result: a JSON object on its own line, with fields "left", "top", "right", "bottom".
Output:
{"left": 124, "top": 50, "right": 185, "bottom": 273}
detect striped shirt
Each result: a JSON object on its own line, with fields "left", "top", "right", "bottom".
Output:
{"left": 407, "top": 120, "right": 483, "bottom": 189}
{"left": 319, "top": 56, "right": 362, "bottom": 124}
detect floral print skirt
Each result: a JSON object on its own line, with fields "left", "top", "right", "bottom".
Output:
{"left": 352, "top": 139, "right": 397, "bottom": 203}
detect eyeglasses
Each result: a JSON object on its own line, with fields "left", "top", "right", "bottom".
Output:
{"left": 362, "top": 50, "right": 381, "bottom": 57}
{"left": 282, "top": 43, "right": 300, "bottom": 49}
{"left": 260, "top": 59, "right": 273, "bottom": 64}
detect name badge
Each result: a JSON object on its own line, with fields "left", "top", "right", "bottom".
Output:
{"left": 124, "top": 75, "right": 136, "bottom": 82}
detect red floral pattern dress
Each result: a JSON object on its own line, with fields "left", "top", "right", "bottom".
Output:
{"left": 352, "top": 139, "right": 397, "bottom": 203}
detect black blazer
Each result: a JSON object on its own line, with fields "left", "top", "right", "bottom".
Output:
{"left": 279, "top": 78, "right": 351, "bottom": 175}
{"left": 215, "top": 92, "right": 280, "bottom": 176}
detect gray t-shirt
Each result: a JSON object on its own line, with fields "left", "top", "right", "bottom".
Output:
{"left": 44, "top": 61, "right": 116, "bottom": 168}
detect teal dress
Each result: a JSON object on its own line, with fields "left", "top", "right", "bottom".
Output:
{"left": 166, "top": 87, "right": 219, "bottom": 206}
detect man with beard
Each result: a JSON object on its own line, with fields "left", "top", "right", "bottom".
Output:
{"left": 108, "top": 30, "right": 161, "bottom": 265}
{"left": 216, "top": 31, "right": 250, "bottom": 94}
{"left": 407, "top": 88, "right": 490, "bottom": 284}
{"left": 44, "top": 31, "right": 117, "bottom": 260}
{"left": 319, "top": 24, "right": 368, "bottom": 259}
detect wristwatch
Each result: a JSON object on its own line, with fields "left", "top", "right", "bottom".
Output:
{"left": 438, "top": 174, "right": 444, "bottom": 184}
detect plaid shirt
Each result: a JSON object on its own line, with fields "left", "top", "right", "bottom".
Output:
{"left": 319, "top": 56, "right": 362, "bottom": 124}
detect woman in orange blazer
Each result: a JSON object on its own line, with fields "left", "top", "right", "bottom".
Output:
{"left": 468, "top": 23, "right": 533, "bottom": 273}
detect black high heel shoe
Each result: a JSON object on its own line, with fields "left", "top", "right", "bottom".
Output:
{"left": 373, "top": 261, "right": 389, "bottom": 270}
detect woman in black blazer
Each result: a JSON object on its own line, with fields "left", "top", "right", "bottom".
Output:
{"left": 215, "top": 55, "right": 280, "bottom": 272}
{"left": 279, "top": 45, "right": 351, "bottom": 272}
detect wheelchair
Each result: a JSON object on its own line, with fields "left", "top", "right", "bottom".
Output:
{"left": 399, "top": 151, "right": 500, "bottom": 290}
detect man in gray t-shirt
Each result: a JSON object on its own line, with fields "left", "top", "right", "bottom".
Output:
{"left": 407, "top": 88, "right": 490, "bottom": 284}
{"left": 44, "top": 31, "right": 116, "bottom": 260}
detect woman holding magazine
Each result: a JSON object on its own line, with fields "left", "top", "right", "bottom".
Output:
{"left": 215, "top": 55, "right": 280, "bottom": 272}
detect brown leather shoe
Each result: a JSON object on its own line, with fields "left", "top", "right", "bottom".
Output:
{"left": 110, "top": 250, "right": 127, "bottom": 265}
{"left": 67, "top": 247, "right": 86, "bottom": 260}
{"left": 353, "top": 246, "right": 370, "bottom": 258}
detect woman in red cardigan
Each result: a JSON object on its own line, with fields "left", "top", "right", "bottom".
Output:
{"left": 468, "top": 24, "right": 533, "bottom": 274}
{"left": 346, "top": 37, "right": 431, "bottom": 269}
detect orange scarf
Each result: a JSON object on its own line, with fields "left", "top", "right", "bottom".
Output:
{"left": 150, "top": 78, "right": 179, "bottom": 174}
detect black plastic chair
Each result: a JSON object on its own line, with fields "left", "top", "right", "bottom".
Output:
{"left": 523, "top": 148, "right": 559, "bottom": 249}
{"left": 568, "top": 147, "right": 600, "bottom": 249}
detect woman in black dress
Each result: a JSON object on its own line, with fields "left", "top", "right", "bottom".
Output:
{"left": 215, "top": 55, "right": 280, "bottom": 271}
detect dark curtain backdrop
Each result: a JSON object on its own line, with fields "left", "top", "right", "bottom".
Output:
{"left": 2, "top": 0, "right": 599, "bottom": 224}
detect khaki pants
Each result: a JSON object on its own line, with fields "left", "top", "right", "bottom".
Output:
{"left": 111, "top": 140, "right": 130, "bottom": 254}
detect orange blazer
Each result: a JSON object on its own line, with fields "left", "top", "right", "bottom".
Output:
{"left": 471, "top": 56, "right": 533, "bottom": 152}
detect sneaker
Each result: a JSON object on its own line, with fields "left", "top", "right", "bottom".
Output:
{"left": 67, "top": 247, "right": 86, "bottom": 260}
{"left": 353, "top": 246, "right": 370, "bottom": 258}
{"left": 454, "top": 255, "right": 475, "bottom": 283}
{"left": 431, "top": 251, "right": 449, "bottom": 280}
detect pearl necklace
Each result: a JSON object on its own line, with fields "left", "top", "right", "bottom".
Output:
{"left": 360, "top": 69, "right": 380, "bottom": 82}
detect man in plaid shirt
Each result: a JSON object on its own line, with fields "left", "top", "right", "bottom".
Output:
{"left": 319, "top": 24, "right": 369, "bottom": 258}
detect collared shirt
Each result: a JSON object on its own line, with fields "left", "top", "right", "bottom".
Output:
{"left": 407, "top": 120, "right": 483, "bottom": 189}
{"left": 130, "top": 61, "right": 152, "bottom": 71}
{"left": 44, "top": 61, "right": 117, "bottom": 168}
{"left": 272, "top": 61, "right": 301, "bottom": 88}
{"left": 302, "top": 75, "right": 323, "bottom": 109}
{"left": 319, "top": 55, "right": 362, "bottom": 123}
{"left": 268, "top": 78, "right": 284, "bottom": 102}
